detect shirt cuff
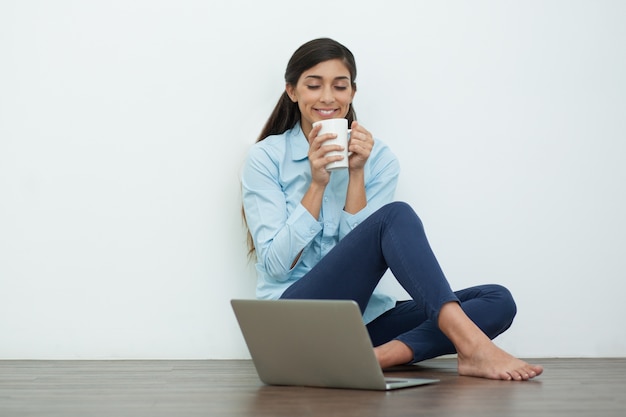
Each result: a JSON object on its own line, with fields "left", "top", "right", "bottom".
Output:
{"left": 289, "top": 203, "right": 323, "bottom": 238}
{"left": 340, "top": 205, "right": 374, "bottom": 236}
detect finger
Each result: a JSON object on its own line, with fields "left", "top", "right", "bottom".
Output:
{"left": 350, "top": 120, "right": 371, "bottom": 137}
{"left": 308, "top": 124, "right": 323, "bottom": 143}
{"left": 311, "top": 123, "right": 322, "bottom": 136}
{"left": 314, "top": 132, "right": 338, "bottom": 148}
{"left": 349, "top": 134, "right": 373, "bottom": 151}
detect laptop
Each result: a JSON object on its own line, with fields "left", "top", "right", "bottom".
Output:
{"left": 230, "top": 299, "right": 439, "bottom": 390}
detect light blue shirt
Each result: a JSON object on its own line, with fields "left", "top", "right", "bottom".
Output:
{"left": 241, "top": 124, "right": 400, "bottom": 323}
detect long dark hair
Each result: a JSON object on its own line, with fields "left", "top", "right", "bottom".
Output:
{"left": 245, "top": 38, "right": 359, "bottom": 257}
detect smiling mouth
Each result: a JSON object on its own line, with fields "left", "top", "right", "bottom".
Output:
{"left": 315, "top": 108, "right": 337, "bottom": 117}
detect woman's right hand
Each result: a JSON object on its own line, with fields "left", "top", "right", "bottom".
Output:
{"left": 307, "top": 124, "right": 344, "bottom": 186}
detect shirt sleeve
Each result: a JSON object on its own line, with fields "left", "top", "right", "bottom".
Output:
{"left": 242, "top": 145, "right": 322, "bottom": 282}
{"left": 338, "top": 139, "right": 400, "bottom": 239}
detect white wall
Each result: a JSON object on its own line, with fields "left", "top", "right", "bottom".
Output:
{"left": 1, "top": 0, "right": 625, "bottom": 359}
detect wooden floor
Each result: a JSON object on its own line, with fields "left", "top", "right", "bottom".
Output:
{"left": 1, "top": 358, "right": 625, "bottom": 417}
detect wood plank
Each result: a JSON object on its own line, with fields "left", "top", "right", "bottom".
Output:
{"left": 0, "top": 358, "right": 624, "bottom": 417}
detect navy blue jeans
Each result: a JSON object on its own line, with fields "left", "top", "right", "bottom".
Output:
{"left": 280, "top": 201, "right": 517, "bottom": 363}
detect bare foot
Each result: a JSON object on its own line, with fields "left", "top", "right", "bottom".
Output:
{"left": 374, "top": 340, "right": 413, "bottom": 369}
{"left": 457, "top": 340, "right": 543, "bottom": 381}
{"left": 437, "top": 301, "right": 543, "bottom": 381}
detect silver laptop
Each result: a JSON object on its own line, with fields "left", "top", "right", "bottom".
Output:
{"left": 231, "top": 299, "right": 439, "bottom": 390}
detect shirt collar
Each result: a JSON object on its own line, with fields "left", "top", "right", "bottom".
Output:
{"left": 288, "top": 123, "right": 309, "bottom": 162}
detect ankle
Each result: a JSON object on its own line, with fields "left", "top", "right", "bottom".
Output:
{"left": 438, "top": 302, "right": 491, "bottom": 357}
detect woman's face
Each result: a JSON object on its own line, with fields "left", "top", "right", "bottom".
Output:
{"left": 286, "top": 59, "right": 356, "bottom": 138}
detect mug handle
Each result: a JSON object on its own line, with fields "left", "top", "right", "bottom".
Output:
{"left": 347, "top": 129, "right": 353, "bottom": 156}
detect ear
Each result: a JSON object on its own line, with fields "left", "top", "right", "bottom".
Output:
{"left": 285, "top": 83, "right": 297, "bottom": 102}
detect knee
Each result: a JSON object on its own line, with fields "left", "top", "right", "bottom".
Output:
{"left": 382, "top": 201, "right": 424, "bottom": 229}
{"left": 469, "top": 284, "right": 518, "bottom": 337}
{"left": 385, "top": 201, "right": 413, "bottom": 214}
{"left": 490, "top": 284, "right": 517, "bottom": 325}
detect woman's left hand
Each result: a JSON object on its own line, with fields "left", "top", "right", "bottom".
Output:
{"left": 348, "top": 121, "right": 374, "bottom": 170}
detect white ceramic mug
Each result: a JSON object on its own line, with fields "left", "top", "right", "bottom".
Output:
{"left": 312, "top": 118, "right": 351, "bottom": 171}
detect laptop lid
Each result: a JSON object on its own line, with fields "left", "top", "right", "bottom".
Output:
{"left": 231, "top": 299, "right": 439, "bottom": 390}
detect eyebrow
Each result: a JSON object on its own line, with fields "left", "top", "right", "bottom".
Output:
{"left": 304, "top": 75, "right": 351, "bottom": 82}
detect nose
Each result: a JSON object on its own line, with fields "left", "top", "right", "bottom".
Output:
{"left": 320, "top": 85, "right": 334, "bottom": 103}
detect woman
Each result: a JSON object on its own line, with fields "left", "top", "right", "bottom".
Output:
{"left": 241, "top": 38, "right": 542, "bottom": 381}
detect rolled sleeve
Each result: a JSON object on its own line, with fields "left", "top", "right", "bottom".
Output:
{"left": 339, "top": 206, "right": 374, "bottom": 238}
{"left": 260, "top": 204, "right": 321, "bottom": 281}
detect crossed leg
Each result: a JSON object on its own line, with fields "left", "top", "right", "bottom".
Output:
{"left": 375, "top": 302, "right": 543, "bottom": 381}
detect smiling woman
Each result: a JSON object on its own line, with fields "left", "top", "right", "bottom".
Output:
{"left": 240, "top": 38, "right": 543, "bottom": 381}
